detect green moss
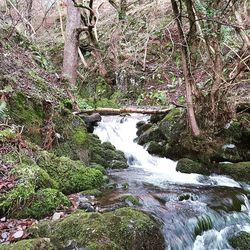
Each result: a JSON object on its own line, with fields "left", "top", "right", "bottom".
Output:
{"left": 52, "top": 113, "right": 90, "bottom": 162}
{"left": 194, "top": 215, "right": 213, "bottom": 236}
{"left": 0, "top": 238, "right": 55, "bottom": 250}
{"left": 119, "top": 195, "right": 140, "bottom": 206}
{"left": 29, "top": 208, "right": 165, "bottom": 250}
{"left": 0, "top": 128, "right": 16, "bottom": 142}
{"left": 37, "top": 151, "right": 104, "bottom": 194}
{"left": 89, "top": 137, "right": 128, "bottom": 169}
{"left": 14, "top": 188, "right": 70, "bottom": 219}
{"left": 0, "top": 174, "right": 68, "bottom": 219}
{"left": 146, "top": 141, "right": 166, "bottom": 157}
{"left": 11, "top": 164, "right": 58, "bottom": 190}
{"left": 176, "top": 158, "right": 208, "bottom": 175}
{"left": 72, "top": 128, "right": 87, "bottom": 145}
{"left": 0, "top": 181, "right": 35, "bottom": 217}
{"left": 229, "top": 231, "right": 250, "bottom": 250}
{"left": 219, "top": 162, "right": 250, "bottom": 183}
{"left": 80, "top": 189, "right": 102, "bottom": 197}
{"left": 7, "top": 92, "right": 43, "bottom": 145}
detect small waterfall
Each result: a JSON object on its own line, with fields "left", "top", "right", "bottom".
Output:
{"left": 94, "top": 114, "right": 250, "bottom": 249}
{"left": 94, "top": 114, "right": 241, "bottom": 188}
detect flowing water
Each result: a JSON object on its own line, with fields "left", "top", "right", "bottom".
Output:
{"left": 94, "top": 114, "right": 250, "bottom": 250}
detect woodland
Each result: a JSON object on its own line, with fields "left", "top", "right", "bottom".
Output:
{"left": 0, "top": 0, "right": 249, "bottom": 249}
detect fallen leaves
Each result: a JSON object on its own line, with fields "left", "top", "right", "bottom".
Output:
{"left": 0, "top": 218, "right": 37, "bottom": 244}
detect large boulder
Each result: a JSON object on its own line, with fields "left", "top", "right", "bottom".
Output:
{"left": 218, "top": 162, "right": 250, "bottom": 184}
{"left": 176, "top": 158, "right": 209, "bottom": 175}
{"left": 29, "top": 208, "right": 165, "bottom": 250}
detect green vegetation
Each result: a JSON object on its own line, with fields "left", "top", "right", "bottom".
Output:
{"left": 0, "top": 238, "right": 55, "bottom": 250}
{"left": 36, "top": 151, "right": 104, "bottom": 194}
{"left": 29, "top": 208, "right": 165, "bottom": 250}
{"left": 218, "top": 162, "right": 250, "bottom": 184}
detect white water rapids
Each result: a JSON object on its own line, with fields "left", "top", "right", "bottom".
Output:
{"left": 94, "top": 114, "right": 250, "bottom": 250}
{"left": 94, "top": 114, "right": 240, "bottom": 188}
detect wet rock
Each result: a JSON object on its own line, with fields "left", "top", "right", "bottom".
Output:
{"left": 194, "top": 215, "right": 213, "bottom": 236}
{"left": 99, "top": 202, "right": 128, "bottom": 213}
{"left": 137, "top": 126, "right": 165, "bottom": 145}
{"left": 78, "top": 202, "right": 95, "bottom": 212}
{"left": 229, "top": 231, "right": 250, "bottom": 250}
{"left": 136, "top": 123, "right": 152, "bottom": 137}
{"left": 176, "top": 158, "right": 209, "bottom": 175}
{"left": 146, "top": 141, "right": 166, "bottom": 157}
{"left": 218, "top": 162, "right": 250, "bottom": 184}
{"left": 81, "top": 113, "right": 101, "bottom": 133}
{"left": 136, "top": 120, "right": 146, "bottom": 129}
{"left": 119, "top": 195, "right": 141, "bottom": 206}
{"left": 178, "top": 193, "right": 198, "bottom": 202}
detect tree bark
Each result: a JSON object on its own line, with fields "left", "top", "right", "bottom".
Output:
{"left": 171, "top": 0, "right": 200, "bottom": 136}
{"left": 74, "top": 107, "right": 172, "bottom": 115}
{"left": 62, "top": 0, "right": 81, "bottom": 85}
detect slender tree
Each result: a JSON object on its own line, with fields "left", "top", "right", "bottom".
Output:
{"left": 171, "top": 0, "right": 200, "bottom": 136}
{"left": 62, "top": 0, "right": 81, "bottom": 85}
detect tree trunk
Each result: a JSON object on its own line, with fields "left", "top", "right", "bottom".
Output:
{"left": 62, "top": 0, "right": 81, "bottom": 85}
{"left": 171, "top": 0, "right": 200, "bottom": 136}
{"left": 74, "top": 107, "right": 172, "bottom": 115}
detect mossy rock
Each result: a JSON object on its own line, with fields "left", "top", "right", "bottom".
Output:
{"left": 218, "top": 162, "right": 250, "bottom": 183}
{"left": 146, "top": 141, "right": 166, "bottom": 157}
{"left": 213, "top": 145, "right": 243, "bottom": 163}
{"left": 176, "top": 158, "right": 209, "bottom": 175}
{"left": 52, "top": 112, "right": 90, "bottom": 163}
{"left": 110, "top": 160, "right": 128, "bottom": 169}
{"left": 29, "top": 208, "right": 165, "bottom": 250}
{"left": 7, "top": 92, "right": 44, "bottom": 145}
{"left": 89, "top": 136, "right": 128, "bottom": 169}
{"left": 0, "top": 162, "right": 63, "bottom": 218}
{"left": 194, "top": 215, "right": 213, "bottom": 236}
{"left": 119, "top": 195, "right": 141, "bottom": 206}
{"left": 136, "top": 123, "right": 152, "bottom": 137}
{"left": 0, "top": 238, "right": 55, "bottom": 250}
{"left": 229, "top": 231, "right": 250, "bottom": 250}
{"left": 159, "top": 108, "right": 184, "bottom": 139}
{"left": 36, "top": 151, "right": 104, "bottom": 194}
{"left": 80, "top": 189, "right": 102, "bottom": 197}
{"left": 11, "top": 163, "right": 58, "bottom": 190}
{"left": 1, "top": 186, "right": 69, "bottom": 219}
{"left": 14, "top": 188, "right": 69, "bottom": 219}
{"left": 137, "top": 126, "right": 165, "bottom": 146}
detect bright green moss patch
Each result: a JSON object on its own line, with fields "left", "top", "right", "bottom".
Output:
{"left": 11, "top": 164, "right": 58, "bottom": 190}
{"left": 0, "top": 238, "right": 55, "bottom": 250}
{"left": 72, "top": 127, "right": 87, "bottom": 145}
{"left": 14, "top": 188, "right": 70, "bottom": 219}
{"left": 29, "top": 208, "right": 165, "bottom": 250}
{"left": 37, "top": 151, "right": 104, "bottom": 194}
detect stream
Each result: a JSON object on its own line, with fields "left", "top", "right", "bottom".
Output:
{"left": 94, "top": 114, "right": 250, "bottom": 250}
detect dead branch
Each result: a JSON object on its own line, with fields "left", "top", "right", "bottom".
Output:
{"left": 74, "top": 107, "right": 173, "bottom": 115}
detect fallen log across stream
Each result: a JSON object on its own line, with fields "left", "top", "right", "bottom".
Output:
{"left": 73, "top": 107, "right": 172, "bottom": 115}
